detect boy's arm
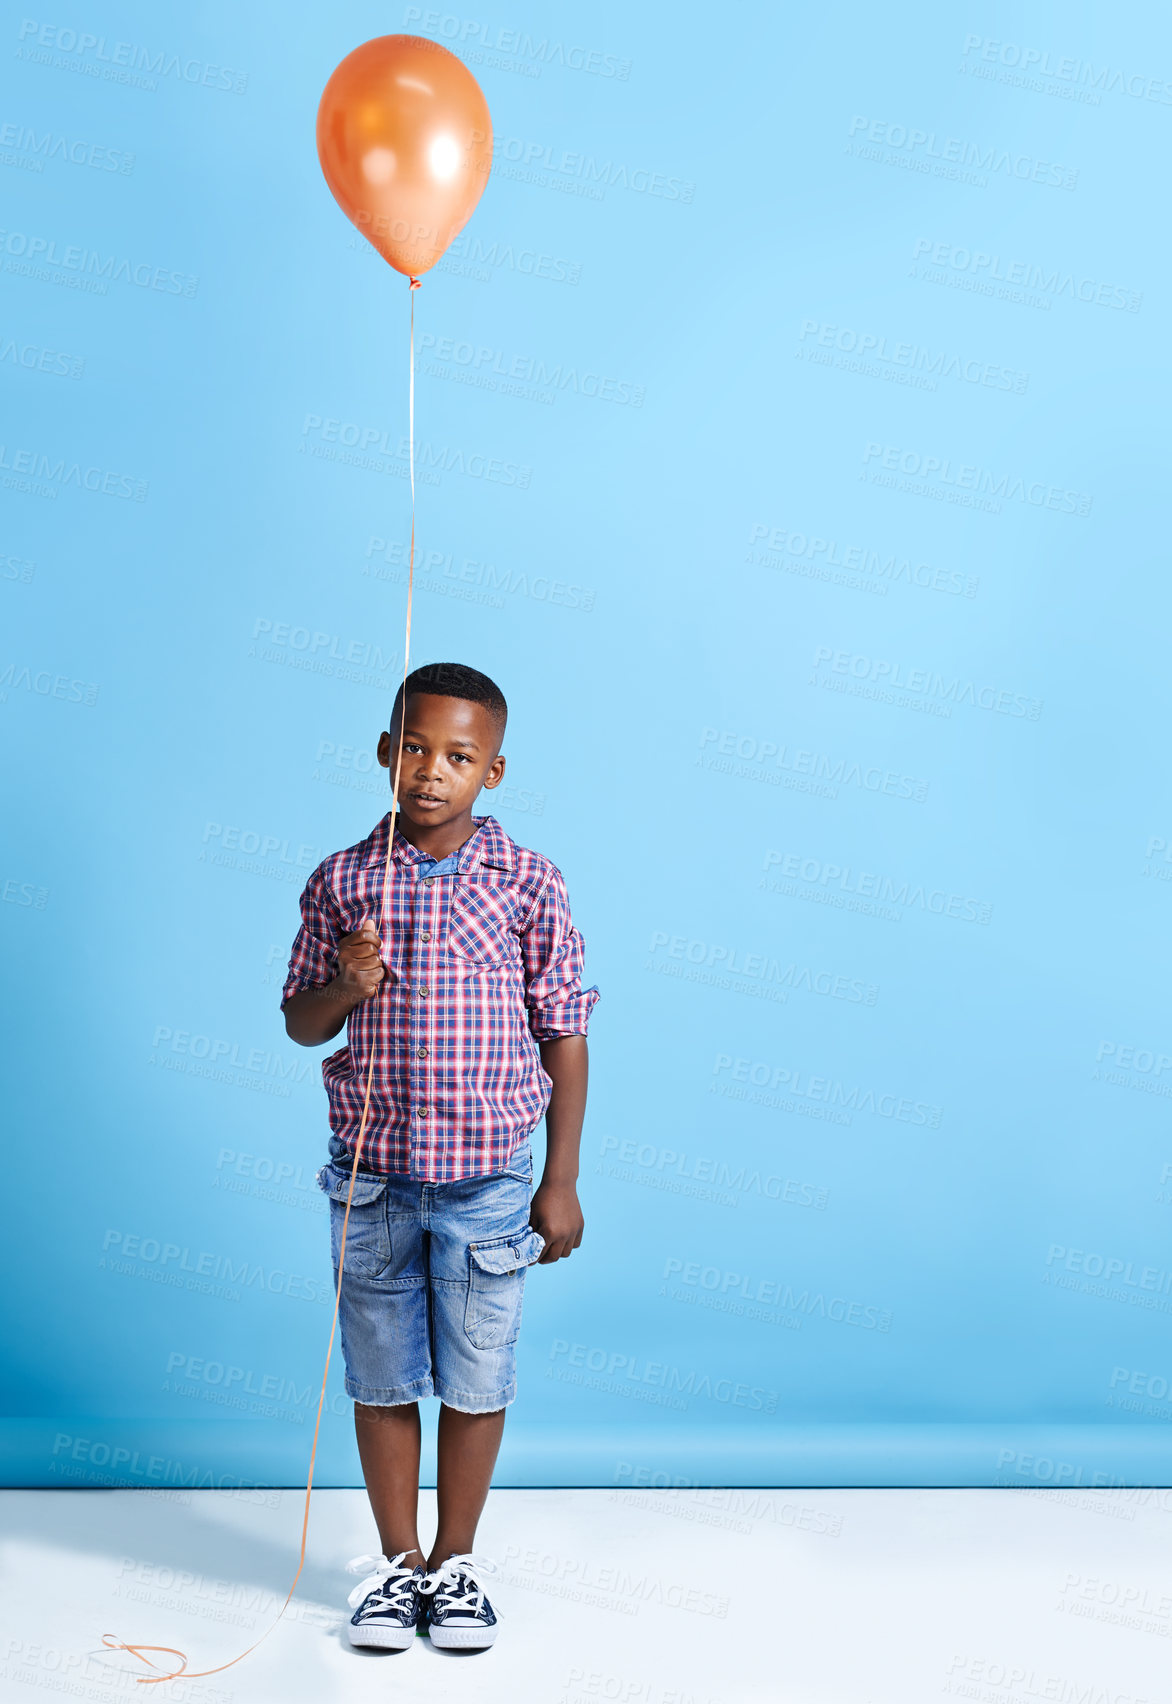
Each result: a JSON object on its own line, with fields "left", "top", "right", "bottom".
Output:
{"left": 284, "top": 921, "right": 384, "bottom": 1045}
{"left": 520, "top": 865, "right": 600, "bottom": 1264}
{"left": 281, "top": 866, "right": 385, "bottom": 1046}
{"left": 532, "top": 1036, "right": 588, "bottom": 1263}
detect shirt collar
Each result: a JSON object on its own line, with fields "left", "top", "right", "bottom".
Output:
{"left": 365, "top": 812, "right": 515, "bottom": 874}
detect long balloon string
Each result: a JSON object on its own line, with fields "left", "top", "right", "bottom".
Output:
{"left": 102, "top": 274, "right": 424, "bottom": 1685}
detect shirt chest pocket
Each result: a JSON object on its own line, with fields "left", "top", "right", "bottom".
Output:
{"left": 448, "top": 883, "right": 521, "bottom": 968}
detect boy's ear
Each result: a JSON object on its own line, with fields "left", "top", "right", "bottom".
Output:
{"left": 481, "top": 754, "right": 506, "bottom": 790}
{"left": 376, "top": 731, "right": 391, "bottom": 770}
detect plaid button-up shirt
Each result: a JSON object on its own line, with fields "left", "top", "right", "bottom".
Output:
{"left": 282, "top": 813, "right": 599, "bottom": 1181}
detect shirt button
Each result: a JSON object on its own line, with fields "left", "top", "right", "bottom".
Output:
{"left": 418, "top": 985, "right": 429, "bottom": 998}
{"left": 420, "top": 932, "right": 431, "bottom": 943}
{"left": 417, "top": 1107, "right": 429, "bottom": 1118}
{"left": 417, "top": 1045, "right": 428, "bottom": 1058}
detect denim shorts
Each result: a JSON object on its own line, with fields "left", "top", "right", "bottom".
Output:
{"left": 316, "top": 1144, "right": 545, "bottom": 1413}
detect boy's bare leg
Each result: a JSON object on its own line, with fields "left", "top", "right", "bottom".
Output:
{"left": 353, "top": 1401, "right": 425, "bottom": 1566}
{"left": 427, "top": 1404, "right": 506, "bottom": 1568}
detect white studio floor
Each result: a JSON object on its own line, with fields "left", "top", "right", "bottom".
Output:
{"left": 1, "top": 1484, "right": 1168, "bottom": 1703}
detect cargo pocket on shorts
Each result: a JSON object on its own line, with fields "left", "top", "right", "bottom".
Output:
{"left": 316, "top": 1163, "right": 391, "bottom": 1280}
{"left": 464, "top": 1228, "right": 546, "bottom": 1350}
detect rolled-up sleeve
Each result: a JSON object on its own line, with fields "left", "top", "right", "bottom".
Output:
{"left": 520, "top": 866, "right": 600, "bottom": 1041}
{"left": 281, "top": 865, "right": 344, "bottom": 1008}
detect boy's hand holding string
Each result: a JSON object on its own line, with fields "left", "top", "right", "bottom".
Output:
{"left": 284, "top": 921, "right": 385, "bottom": 1044}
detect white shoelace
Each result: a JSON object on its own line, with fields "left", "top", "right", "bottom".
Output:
{"left": 345, "top": 1551, "right": 420, "bottom": 1614}
{"left": 417, "top": 1553, "right": 498, "bottom": 1616}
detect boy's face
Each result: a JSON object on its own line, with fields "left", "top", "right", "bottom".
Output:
{"left": 377, "top": 692, "right": 505, "bottom": 830}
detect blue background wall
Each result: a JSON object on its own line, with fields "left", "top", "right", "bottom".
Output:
{"left": 3, "top": 0, "right": 1171, "bottom": 1491}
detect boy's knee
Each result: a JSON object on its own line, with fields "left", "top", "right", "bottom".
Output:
{"left": 354, "top": 1398, "right": 419, "bottom": 1420}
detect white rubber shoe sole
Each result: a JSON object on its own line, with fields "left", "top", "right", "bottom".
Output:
{"left": 427, "top": 1619, "right": 499, "bottom": 1649}
{"left": 347, "top": 1619, "right": 418, "bottom": 1650}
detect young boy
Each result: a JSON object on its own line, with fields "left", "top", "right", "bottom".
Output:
{"left": 281, "top": 661, "right": 598, "bottom": 1651}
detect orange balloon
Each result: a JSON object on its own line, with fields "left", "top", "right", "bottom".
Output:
{"left": 316, "top": 35, "right": 492, "bottom": 279}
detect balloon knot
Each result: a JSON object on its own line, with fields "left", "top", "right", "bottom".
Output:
{"left": 409, "top": 276, "right": 421, "bottom": 291}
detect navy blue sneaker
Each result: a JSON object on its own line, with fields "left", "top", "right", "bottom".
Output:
{"left": 419, "top": 1553, "right": 500, "bottom": 1649}
{"left": 345, "top": 1552, "right": 425, "bottom": 1650}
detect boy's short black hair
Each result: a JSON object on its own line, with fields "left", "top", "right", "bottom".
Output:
{"left": 390, "top": 662, "right": 507, "bottom": 743}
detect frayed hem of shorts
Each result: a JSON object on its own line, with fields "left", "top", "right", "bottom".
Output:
{"left": 347, "top": 1376, "right": 434, "bottom": 1406}
{"left": 434, "top": 1384, "right": 515, "bottom": 1414}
